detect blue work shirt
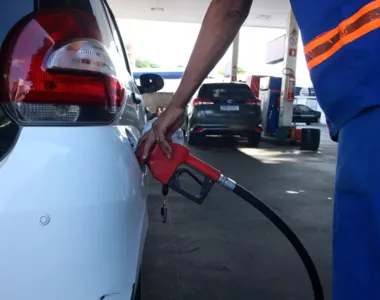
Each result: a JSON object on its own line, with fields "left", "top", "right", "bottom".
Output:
{"left": 291, "top": 0, "right": 380, "bottom": 132}
{"left": 290, "top": 2, "right": 380, "bottom": 299}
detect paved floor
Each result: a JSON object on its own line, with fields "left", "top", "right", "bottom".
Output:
{"left": 142, "top": 125, "right": 336, "bottom": 300}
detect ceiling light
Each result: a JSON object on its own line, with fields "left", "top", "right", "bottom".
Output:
{"left": 151, "top": 7, "right": 164, "bottom": 12}
{"left": 257, "top": 14, "right": 271, "bottom": 20}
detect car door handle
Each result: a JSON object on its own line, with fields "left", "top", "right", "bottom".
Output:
{"left": 132, "top": 92, "right": 141, "bottom": 104}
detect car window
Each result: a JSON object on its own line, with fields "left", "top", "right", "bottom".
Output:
{"left": 228, "top": 85, "right": 255, "bottom": 98}
{"left": 211, "top": 88, "right": 228, "bottom": 100}
{"left": 199, "top": 84, "right": 255, "bottom": 100}
{"left": 293, "top": 106, "right": 299, "bottom": 113}
{"left": 300, "top": 105, "right": 313, "bottom": 112}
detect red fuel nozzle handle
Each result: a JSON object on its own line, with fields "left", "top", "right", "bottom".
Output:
{"left": 136, "top": 142, "right": 221, "bottom": 204}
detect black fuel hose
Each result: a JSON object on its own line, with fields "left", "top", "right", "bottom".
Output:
{"left": 232, "top": 184, "right": 324, "bottom": 300}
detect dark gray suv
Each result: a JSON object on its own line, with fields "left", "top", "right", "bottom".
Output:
{"left": 183, "top": 82, "right": 262, "bottom": 146}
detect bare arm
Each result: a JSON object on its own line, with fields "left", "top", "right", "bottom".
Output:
{"left": 140, "top": 0, "right": 253, "bottom": 159}
{"left": 171, "top": 0, "right": 253, "bottom": 108}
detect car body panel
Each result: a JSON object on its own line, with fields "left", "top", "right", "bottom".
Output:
{"left": 0, "top": 127, "right": 148, "bottom": 299}
{"left": 188, "top": 109, "right": 260, "bottom": 134}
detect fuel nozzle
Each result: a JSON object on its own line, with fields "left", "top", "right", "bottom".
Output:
{"left": 136, "top": 118, "right": 236, "bottom": 204}
{"left": 136, "top": 141, "right": 221, "bottom": 204}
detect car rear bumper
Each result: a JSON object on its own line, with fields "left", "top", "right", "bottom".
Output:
{"left": 189, "top": 123, "right": 262, "bottom": 136}
{"left": 189, "top": 110, "right": 261, "bottom": 136}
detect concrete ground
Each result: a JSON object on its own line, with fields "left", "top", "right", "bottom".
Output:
{"left": 142, "top": 124, "right": 336, "bottom": 300}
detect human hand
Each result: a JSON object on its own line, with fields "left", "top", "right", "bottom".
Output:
{"left": 139, "top": 103, "right": 185, "bottom": 160}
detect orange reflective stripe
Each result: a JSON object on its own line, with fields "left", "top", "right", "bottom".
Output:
{"left": 305, "top": 1, "right": 380, "bottom": 70}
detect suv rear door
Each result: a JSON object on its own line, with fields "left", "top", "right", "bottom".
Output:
{"left": 198, "top": 83, "right": 260, "bottom": 119}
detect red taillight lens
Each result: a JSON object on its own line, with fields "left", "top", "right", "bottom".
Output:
{"left": 0, "top": 9, "right": 124, "bottom": 125}
{"left": 245, "top": 99, "right": 261, "bottom": 105}
{"left": 192, "top": 98, "right": 214, "bottom": 107}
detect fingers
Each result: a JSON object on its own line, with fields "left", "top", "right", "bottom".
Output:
{"left": 137, "top": 130, "right": 149, "bottom": 151}
{"left": 154, "top": 125, "right": 172, "bottom": 159}
{"left": 141, "top": 127, "right": 172, "bottom": 161}
{"left": 138, "top": 131, "right": 149, "bottom": 145}
{"left": 140, "top": 107, "right": 183, "bottom": 160}
{"left": 142, "top": 131, "right": 156, "bottom": 161}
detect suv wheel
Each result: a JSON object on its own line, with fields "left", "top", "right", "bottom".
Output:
{"left": 248, "top": 133, "right": 261, "bottom": 147}
{"left": 186, "top": 122, "right": 202, "bottom": 146}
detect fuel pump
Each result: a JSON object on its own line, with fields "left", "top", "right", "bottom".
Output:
{"left": 259, "top": 76, "right": 282, "bottom": 135}
{"left": 267, "top": 94, "right": 281, "bottom": 133}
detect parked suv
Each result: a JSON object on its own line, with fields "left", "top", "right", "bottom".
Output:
{"left": 183, "top": 82, "right": 262, "bottom": 146}
{"left": 0, "top": 1, "right": 163, "bottom": 299}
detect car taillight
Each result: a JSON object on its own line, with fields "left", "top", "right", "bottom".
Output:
{"left": 245, "top": 99, "right": 261, "bottom": 105}
{"left": 0, "top": 9, "right": 124, "bottom": 125}
{"left": 192, "top": 98, "right": 214, "bottom": 107}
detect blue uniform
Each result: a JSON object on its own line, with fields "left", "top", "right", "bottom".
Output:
{"left": 290, "top": 0, "right": 380, "bottom": 298}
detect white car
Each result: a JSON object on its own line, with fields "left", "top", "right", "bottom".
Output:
{"left": 0, "top": 0, "right": 164, "bottom": 299}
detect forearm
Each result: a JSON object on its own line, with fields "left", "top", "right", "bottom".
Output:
{"left": 171, "top": 0, "right": 253, "bottom": 108}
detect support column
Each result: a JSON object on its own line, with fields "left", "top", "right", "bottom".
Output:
{"left": 231, "top": 31, "right": 240, "bottom": 82}
{"left": 279, "top": 7, "right": 299, "bottom": 128}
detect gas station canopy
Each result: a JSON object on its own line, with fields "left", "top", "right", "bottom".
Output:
{"left": 109, "top": 0, "right": 289, "bottom": 28}
{"left": 109, "top": 0, "right": 305, "bottom": 132}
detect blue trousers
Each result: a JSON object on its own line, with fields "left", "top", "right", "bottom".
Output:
{"left": 333, "top": 106, "right": 380, "bottom": 299}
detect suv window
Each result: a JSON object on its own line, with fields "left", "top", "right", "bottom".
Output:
{"left": 199, "top": 84, "right": 255, "bottom": 101}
